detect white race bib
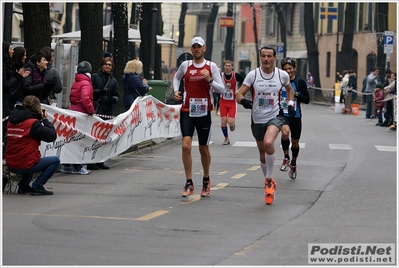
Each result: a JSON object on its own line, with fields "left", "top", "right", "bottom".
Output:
{"left": 189, "top": 98, "right": 208, "bottom": 117}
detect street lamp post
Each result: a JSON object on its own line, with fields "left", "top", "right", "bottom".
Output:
{"left": 150, "top": 4, "right": 158, "bottom": 80}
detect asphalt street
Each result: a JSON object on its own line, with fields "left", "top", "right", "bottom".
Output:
{"left": 2, "top": 103, "right": 397, "bottom": 267}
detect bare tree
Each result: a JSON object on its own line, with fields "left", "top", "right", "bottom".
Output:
{"left": 78, "top": 3, "right": 103, "bottom": 71}
{"left": 22, "top": 3, "right": 52, "bottom": 59}
{"left": 111, "top": 3, "right": 130, "bottom": 114}
{"left": 338, "top": 3, "right": 356, "bottom": 73}
{"left": 304, "top": 3, "right": 322, "bottom": 99}
{"left": 140, "top": 3, "right": 163, "bottom": 80}
{"left": 177, "top": 3, "right": 188, "bottom": 48}
{"left": 375, "top": 3, "right": 389, "bottom": 76}
{"left": 249, "top": 3, "right": 260, "bottom": 67}
{"left": 224, "top": 3, "right": 234, "bottom": 61}
{"left": 204, "top": 3, "right": 220, "bottom": 61}
{"left": 275, "top": 3, "right": 287, "bottom": 59}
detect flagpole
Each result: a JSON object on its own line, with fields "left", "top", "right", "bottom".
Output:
{"left": 335, "top": 8, "right": 339, "bottom": 81}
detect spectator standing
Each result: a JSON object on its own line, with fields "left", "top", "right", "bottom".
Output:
{"left": 279, "top": 57, "right": 309, "bottom": 180}
{"left": 5, "top": 95, "right": 60, "bottom": 195}
{"left": 173, "top": 37, "right": 225, "bottom": 198}
{"left": 236, "top": 46, "right": 296, "bottom": 205}
{"left": 339, "top": 70, "right": 349, "bottom": 103}
{"left": 374, "top": 84, "right": 385, "bottom": 126}
{"left": 40, "top": 47, "right": 62, "bottom": 106}
{"left": 2, "top": 42, "right": 29, "bottom": 156}
{"left": 90, "top": 57, "right": 119, "bottom": 170}
{"left": 347, "top": 70, "right": 357, "bottom": 103}
{"left": 383, "top": 72, "right": 396, "bottom": 127}
{"left": 364, "top": 67, "right": 380, "bottom": 119}
{"left": 122, "top": 59, "right": 152, "bottom": 111}
{"left": 20, "top": 51, "right": 55, "bottom": 103}
{"left": 10, "top": 46, "right": 28, "bottom": 107}
{"left": 306, "top": 72, "right": 314, "bottom": 87}
{"left": 60, "top": 61, "right": 94, "bottom": 175}
{"left": 219, "top": 59, "right": 244, "bottom": 145}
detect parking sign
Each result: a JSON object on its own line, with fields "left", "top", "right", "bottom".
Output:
{"left": 384, "top": 31, "right": 394, "bottom": 54}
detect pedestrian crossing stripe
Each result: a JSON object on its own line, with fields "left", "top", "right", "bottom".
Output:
{"left": 375, "top": 145, "right": 397, "bottom": 152}
{"left": 329, "top": 144, "right": 353, "bottom": 150}
{"left": 190, "top": 142, "right": 395, "bottom": 152}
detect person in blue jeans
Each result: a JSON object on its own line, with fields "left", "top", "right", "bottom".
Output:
{"left": 5, "top": 95, "right": 60, "bottom": 195}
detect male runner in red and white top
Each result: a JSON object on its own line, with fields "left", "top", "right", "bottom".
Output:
{"left": 220, "top": 60, "right": 244, "bottom": 145}
{"left": 173, "top": 37, "right": 225, "bottom": 198}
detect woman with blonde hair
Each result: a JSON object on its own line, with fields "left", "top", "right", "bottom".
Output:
{"left": 121, "top": 59, "right": 152, "bottom": 111}
{"left": 5, "top": 95, "right": 59, "bottom": 195}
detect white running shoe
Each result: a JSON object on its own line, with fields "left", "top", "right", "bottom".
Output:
{"left": 280, "top": 158, "right": 290, "bottom": 172}
{"left": 223, "top": 138, "right": 230, "bottom": 145}
{"left": 74, "top": 168, "right": 91, "bottom": 175}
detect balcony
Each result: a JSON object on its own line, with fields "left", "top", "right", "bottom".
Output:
{"left": 186, "top": 3, "right": 212, "bottom": 15}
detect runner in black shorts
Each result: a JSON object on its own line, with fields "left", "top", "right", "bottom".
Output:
{"left": 173, "top": 37, "right": 225, "bottom": 198}
{"left": 279, "top": 57, "right": 310, "bottom": 180}
{"left": 180, "top": 110, "right": 212, "bottom": 146}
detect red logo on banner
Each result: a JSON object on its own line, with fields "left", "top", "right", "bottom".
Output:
{"left": 52, "top": 113, "right": 77, "bottom": 140}
{"left": 91, "top": 122, "right": 113, "bottom": 141}
{"left": 145, "top": 99, "right": 154, "bottom": 119}
{"left": 130, "top": 104, "right": 141, "bottom": 127}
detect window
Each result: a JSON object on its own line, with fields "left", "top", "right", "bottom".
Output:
{"left": 241, "top": 21, "right": 246, "bottom": 43}
{"left": 265, "top": 6, "right": 275, "bottom": 37}
{"left": 74, "top": 8, "right": 80, "bottom": 31}
{"left": 314, "top": 3, "right": 319, "bottom": 34}
{"left": 358, "top": 3, "right": 364, "bottom": 32}
{"left": 338, "top": 3, "right": 344, "bottom": 32}
{"left": 299, "top": 4, "right": 305, "bottom": 35}
{"left": 327, "top": 3, "right": 333, "bottom": 34}
{"left": 326, "top": 51, "right": 331, "bottom": 77}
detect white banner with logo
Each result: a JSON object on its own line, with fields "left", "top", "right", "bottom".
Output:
{"left": 40, "top": 95, "right": 181, "bottom": 164}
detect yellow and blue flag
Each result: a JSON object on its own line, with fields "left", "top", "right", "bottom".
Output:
{"left": 320, "top": 7, "right": 338, "bottom": 20}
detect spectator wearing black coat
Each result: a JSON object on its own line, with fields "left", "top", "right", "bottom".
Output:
{"left": 91, "top": 57, "right": 119, "bottom": 118}
{"left": 121, "top": 59, "right": 152, "bottom": 111}
{"left": 89, "top": 57, "right": 119, "bottom": 170}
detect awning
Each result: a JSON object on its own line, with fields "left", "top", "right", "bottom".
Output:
{"left": 287, "top": 50, "right": 307, "bottom": 58}
{"left": 51, "top": 24, "right": 175, "bottom": 45}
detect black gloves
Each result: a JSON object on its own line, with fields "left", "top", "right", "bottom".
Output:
{"left": 241, "top": 98, "right": 253, "bottom": 109}
{"left": 288, "top": 105, "right": 296, "bottom": 117}
{"left": 43, "top": 81, "right": 55, "bottom": 91}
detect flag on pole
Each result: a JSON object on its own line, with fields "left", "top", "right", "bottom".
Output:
{"left": 320, "top": 7, "right": 338, "bottom": 20}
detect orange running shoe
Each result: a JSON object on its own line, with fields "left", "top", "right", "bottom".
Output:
{"left": 181, "top": 183, "right": 194, "bottom": 197}
{"left": 264, "top": 178, "right": 277, "bottom": 205}
{"left": 201, "top": 180, "right": 212, "bottom": 197}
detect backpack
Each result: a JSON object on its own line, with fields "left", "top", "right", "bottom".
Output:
{"left": 362, "top": 77, "right": 367, "bottom": 92}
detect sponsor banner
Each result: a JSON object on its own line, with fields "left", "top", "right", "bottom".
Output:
{"left": 40, "top": 95, "right": 181, "bottom": 164}
{"left": 308, "top": 243, "right": 395, "bottom": 265}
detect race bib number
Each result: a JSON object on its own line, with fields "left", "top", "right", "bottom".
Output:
{"left": 281, "top": 97, "right": 297, "bottom": 113}
{"left": 189, "top": 98, "right": 208, "bottom": 117}
{"left": 223, "top": 89, "right": 234, "bottom": 100}
{"left": 257, "top": 92, "right": 277, "bottom": 110}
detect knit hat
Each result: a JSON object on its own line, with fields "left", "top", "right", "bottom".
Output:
{"left": 376, "top": 83, "right": 382, "bottom": 89}
{"left": 77, "top": 61, "right": 92, "bottom": 74}
{"left": 369, "top": 66, "right": 375, "bottom": 72}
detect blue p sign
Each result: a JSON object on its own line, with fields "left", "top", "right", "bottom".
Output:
{"left": 384, "top": 35, "right": 394, "bottom": 45}
{"left": 277, "top": 46, "right": 284, "bottom": 53}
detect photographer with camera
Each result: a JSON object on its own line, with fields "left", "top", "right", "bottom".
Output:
{"left": 5, "top": 95, "right": 60, "bottom": 195}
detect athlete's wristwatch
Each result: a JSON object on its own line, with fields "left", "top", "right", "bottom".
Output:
{"left": 208, "top": 78, "right": 213, "bottom": 84}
